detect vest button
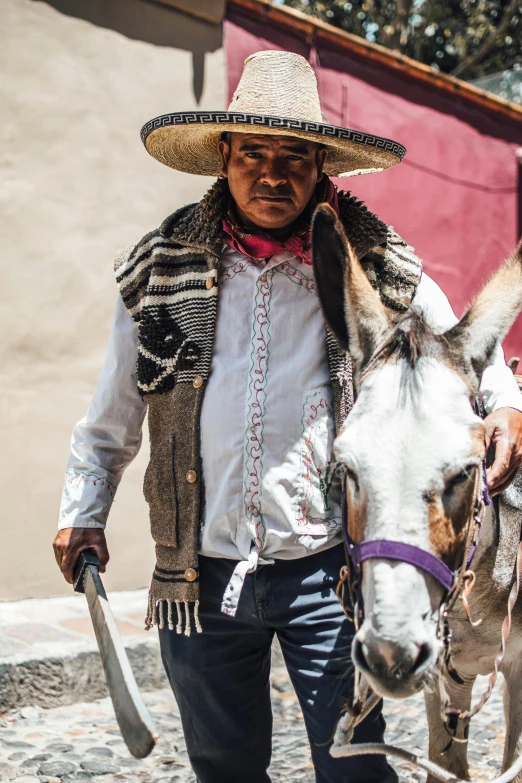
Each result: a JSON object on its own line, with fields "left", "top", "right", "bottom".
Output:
{"left": 193, "top": 375, "right": 204, "bottom": 389}
{"left": 184, "top": 568, "right": 197, "bottom": 582}
{"left": 206, "top": 276, "right": 214, "bottom": 290}
{"left": 186, "top": 469, "right": 197, "bottom": 484}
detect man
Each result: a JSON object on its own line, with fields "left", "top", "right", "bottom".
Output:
{"left": 54, "top": 51, "right": 522, "bottom": 782}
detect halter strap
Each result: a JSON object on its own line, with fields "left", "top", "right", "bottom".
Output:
{"left": 348, "top": 539, "right": 454, "bottom": 592}
{"left": 341, "top": 461, "right": 490, "bottom": 595}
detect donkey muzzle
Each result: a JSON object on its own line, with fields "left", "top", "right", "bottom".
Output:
{"left": 352, "top": 626, "right": 436, "bottom": 698}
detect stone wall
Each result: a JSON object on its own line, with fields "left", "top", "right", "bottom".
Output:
{"left": 0, "top": 0, "right": 225, "bottom": 599}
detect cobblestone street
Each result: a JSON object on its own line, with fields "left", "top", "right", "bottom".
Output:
{"left": 0, "top": 664, "right": 506, "bottom": 783}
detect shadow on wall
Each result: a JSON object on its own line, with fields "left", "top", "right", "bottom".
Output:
{"left": 43, "top": 0, "right": 223, "bottom": 103}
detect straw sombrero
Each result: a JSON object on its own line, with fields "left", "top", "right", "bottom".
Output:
{"left": 141, "top": 50, "right": 406, "bottom": 178}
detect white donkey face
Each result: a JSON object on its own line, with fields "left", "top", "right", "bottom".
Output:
{"left": 312, "top": 204, "right": 522, "bottom": 699}
{"left": 335, "top": 357, "right": 485, "bottom": 697}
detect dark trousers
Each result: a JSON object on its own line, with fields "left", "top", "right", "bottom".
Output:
{"left": 159, "top": 544, "right": 397, "bottom": 783}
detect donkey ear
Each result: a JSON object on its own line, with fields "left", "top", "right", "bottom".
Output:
{"left": 445, "top": 242, "right": 522, "bottom": 383}
{"left": 312, "top": 204, "right": 349, "bottom": 350}
{"left": 312, "top": 204, "right": 390, "bottom": 370}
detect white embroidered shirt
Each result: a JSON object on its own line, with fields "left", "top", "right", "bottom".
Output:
{"left": 59, "top": 247, "right": 522, "bottom": 614}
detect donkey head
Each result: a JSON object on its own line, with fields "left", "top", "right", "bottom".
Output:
{"left": 312, "top": 204, "right": 522, "bottom": 698}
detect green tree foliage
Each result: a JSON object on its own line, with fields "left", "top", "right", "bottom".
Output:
{"left": 273, "top": 0, "right": 522, "bottom": 81}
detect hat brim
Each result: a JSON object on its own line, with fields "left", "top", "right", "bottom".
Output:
{"left": 141, "top": 112, "right": 406, "bottom": 178}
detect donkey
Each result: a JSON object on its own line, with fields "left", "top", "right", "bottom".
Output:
{"left": 312, "top": 204, "right": 522, "bottom": 782}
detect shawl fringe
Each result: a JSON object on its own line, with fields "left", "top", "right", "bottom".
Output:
{"left": 146, "top": 596, "right": 202, "bottom": 636}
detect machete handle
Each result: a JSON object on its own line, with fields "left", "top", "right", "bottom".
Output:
{"left": 73, "top": 549, "right": 101, "bottom": 594}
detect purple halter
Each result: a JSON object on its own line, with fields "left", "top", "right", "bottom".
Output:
{"left": 342, "top": 463, "right": 491, "bottom": 595}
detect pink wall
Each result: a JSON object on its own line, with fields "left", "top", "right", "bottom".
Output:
{"left": 225, "top": 9, "right": 522, "bottom": 358}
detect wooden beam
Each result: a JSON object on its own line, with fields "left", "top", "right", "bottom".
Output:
{"left": 147, "top": 0, "right": 226, "bottom": 25}
{"left": 228, "top": 0, "right": 522, "bottom": 125}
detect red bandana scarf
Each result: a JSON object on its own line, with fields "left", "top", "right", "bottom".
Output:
{"left": 222, "top": 176, "right": 339, "bottom": 265}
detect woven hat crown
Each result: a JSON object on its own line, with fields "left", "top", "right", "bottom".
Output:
{"left": 228, "top": 51, "right": 323, "bottom": 122}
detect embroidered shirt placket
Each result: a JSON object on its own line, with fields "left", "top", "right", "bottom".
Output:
{"left": 221, "top": 262, "right": 276, "bottom": 616}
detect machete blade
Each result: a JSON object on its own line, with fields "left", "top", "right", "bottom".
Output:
{"left": 74, "top": 551, "right": 158, "bottom": 758}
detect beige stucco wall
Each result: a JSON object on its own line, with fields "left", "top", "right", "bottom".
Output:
{"left": 0, "top": 0, "right": 225, "bottom": 599}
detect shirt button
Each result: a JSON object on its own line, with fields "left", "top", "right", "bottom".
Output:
{"left": 186, "top": 470, "right": 197, "bottom": 484}
{"left": 259, "top": 273, "right": 267, "bottom": 282}
{"left": 184, "top": 568, "right": 197, "bottom": 582}
{"left": 193, "top": 375, "right": 204, "bottom": 389}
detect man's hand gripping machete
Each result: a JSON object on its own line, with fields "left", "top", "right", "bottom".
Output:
{"left": 73, "top": 550, "right": 158, "bottom": 758}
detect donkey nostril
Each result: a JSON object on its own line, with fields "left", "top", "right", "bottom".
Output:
{"left": 353, "top": 635, "right": 433, "bottom": 681}
{"left": 409, "top": 642, "right": 432, "bottom": 675}
{"left": 352, "top": 638, "right": 371, "bottom": 673}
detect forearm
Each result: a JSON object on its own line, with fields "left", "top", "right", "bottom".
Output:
{"left": 59, "top": 460, "right": 118, "bottom": 530}
{"left": 413, "top": 271, "right": 522, "bottom": 414}
{"left": 480, "top": 344, "right": 522, "bottom": 415}
{"left": 58, "top": 295, "right": 146, "bottom": 530}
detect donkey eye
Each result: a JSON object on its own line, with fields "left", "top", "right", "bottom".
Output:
{"left": 444, "top": 464, "right": 476, "bottom": 492}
